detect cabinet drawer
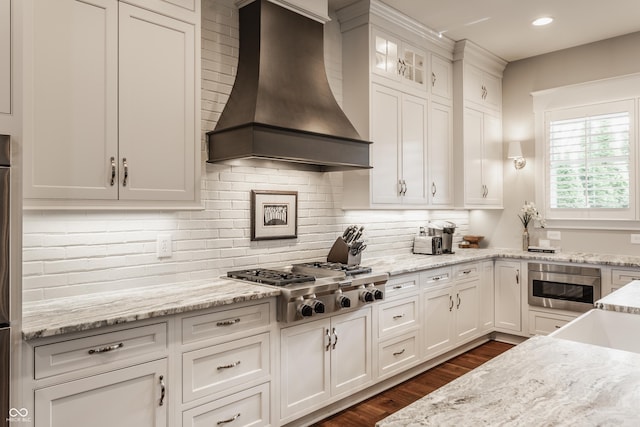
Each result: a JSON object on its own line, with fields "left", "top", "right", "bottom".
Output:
{"left": 378, "top": 332, "right": 419, "bottom": 378}
{"left": 454, "top": 263, "right": 480, "bottom": 281}
{"left": 528, "top": 310, "right": 576, "bottom": 336}
{"left": 182, "top": 333, "right": 270, "bottom": 403}
{"left": 420, "top": 267, "right": 452, "bottom": 289}
{"left": 378, "top": 296, "right": 419, "bottom": 338}
{"left": 611, "top": 268, "right": 640, "bottom": 287}
{"left": 182, "top": 382, "right": 270, "bottom": 427}
{"left": 182, "top": 303, "right": 270, "bottom": 345}
{"left": 34, "top": 323, "right": 167, "bottom": 380}
{"left": 385, "top": 274, "right": 419, "bottom": 298}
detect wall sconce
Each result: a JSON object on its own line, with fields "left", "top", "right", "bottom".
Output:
{"left": 507, "top": 141, "right": 526, "bottom": 170}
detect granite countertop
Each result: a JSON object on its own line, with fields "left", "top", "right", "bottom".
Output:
{"left": 364, "top": 248, "right": 640, "bottom": 277}
{"left": 376, "top": 335, "right": 640, "bottom": 427}
{"left": 22, "top": 248, "right": 640, "bottom": 340}
{"left": 595, "top": 280, "right": 640, "bottom": 314}
{"left": 21, "top": 278, "right": 280, "bottom": 340}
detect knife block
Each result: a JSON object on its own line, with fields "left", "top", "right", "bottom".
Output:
{"left": 327, "top": 237, "right": 362, "bottom": 266}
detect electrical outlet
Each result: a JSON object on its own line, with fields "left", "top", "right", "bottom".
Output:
{"left": 631, "top": 234, "right": 640, "bottom": 245}
{"left": 546, "top": 231, "right": 561, "bottom": 240}
{"left": 157, "top": 234, "right": 172, "bottom": 258}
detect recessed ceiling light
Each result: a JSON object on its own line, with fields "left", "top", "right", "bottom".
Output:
{"left": 532, "top": 17, "right": 554, "bottom": 26}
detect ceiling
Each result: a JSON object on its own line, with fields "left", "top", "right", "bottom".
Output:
{"left": 328, "top": 0, "right": 640, "bottom": 62}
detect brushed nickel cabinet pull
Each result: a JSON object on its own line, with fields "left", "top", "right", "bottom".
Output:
{"left": 332, "top": 327, "right": 338, "bottom": 350}
{"left": 217, "top": 413, "right": 241, "bottom": 425}
{"left": 456, "top": 293, "right": 461, "bottom": 309}
{"left": 122, "top": 158, "right": 129, "bottom": 187}
{"left": 217, "top": 361, "right": 241, "bottom": 370}
{"left": 216, "top": 318, "right": 240, "bottom": 327}
{"left": 110, "top": 157, "right": 116, "bottom": 186}
{"left": 449, "top": 295, "right": 454, "bottom": 312}
{"left": 516, "top": 269, "right": 520, "bottom": 285}
{"left": 326, "top": 328, "right": 331, "bottom": 351}
{"left": 393, "top": 348, "right": 406, "bottom": 356}
{"left": 393, "top": 314, "right": 405, "bottom": 320}
{"left": 88, "top": 342, "right": 123, "bottom": 355}
{"left": 159, "top": 375, "right": 166, "bottom": 406}
{"left": 431, "top": 182, "right": 437, "bottom": 197}
{"left": 431, "top": 72, "right": 436, "bottom": 87}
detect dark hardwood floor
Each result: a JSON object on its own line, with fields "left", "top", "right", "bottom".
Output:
{"left": 312, "top": 340, "right": 514, "bottom": 427}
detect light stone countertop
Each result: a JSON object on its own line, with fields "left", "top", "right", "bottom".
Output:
{"left": 595, "top": 280, "right": 640, "bottom": 314}
{"left": 376, "top": 335, "right": 640, "bottom": 427}
{"left": 22, "top": 278, "right": 280, "bottom": 340}
{"left": 22, "top": 248, "right": 640, "bottom": 340}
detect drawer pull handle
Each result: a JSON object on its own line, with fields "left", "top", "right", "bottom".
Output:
{"left": 433, "top": 276, "right": 440, "bottom": 281}
{"left": 217, "top": 361, "right": 241, "bottom": 370}
{"left": 457, "top": 293, "right": 461, "bottom": 309}
{"left": 393, "top": 349, "right": 406, "bottom": 356}
{"left": 393, "top": 285, "right": 402, "bottom": 289}
{"left": 326, "top": 328, "right": 332, "bottom": 352}
{"left": 88, "top": 342, "right": 123, "bottom": 355}
{"left": 217, "top": 413, "right": 241, "bottom": 425}
{"left": 109, "top": 157, "right": 116, "bottom": 186}
{"left": 159, "top": 375, "right": 166, "bottom": 406}
{"left": 216, "top": 318, "right": 240, "bottom": 327}
{"left": 332, "top": 327, "right": 338, "bottom": 350}
{"left": 462, "top": 270, "right": 471, "bottom": 275}
{"left": 449, "top": 295, "right": 454, "bottom": 312}
{"left": 555, "top": 325, "right": 561, "bottom": 329}
{"left": 122, "top": 158, "right": 129, "bottom": 187}
{"left": 393, "top": 314, "right": 405, "bottom": 320}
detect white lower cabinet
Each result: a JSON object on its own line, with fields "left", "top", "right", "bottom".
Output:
{"left": 494, "top": 260, "right": 523, "bottom": 333}
{"left": 422, "top": 265, "right": 481, "bottom": 359}
{"left": 528, "top": 310, "right": 576, "bottom": 336}
{"left": 35, "top": 359, "right": 168, "bottom": 427}
{"left": 279, "top": 308, "right": 372, "bottom": 422}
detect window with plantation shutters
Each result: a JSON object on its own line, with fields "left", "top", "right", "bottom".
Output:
{"left": 544, "top": 99, "right": 636, "bottom": 220}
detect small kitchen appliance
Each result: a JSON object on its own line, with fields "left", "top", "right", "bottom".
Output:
{"left": 427, "top": 221, "right": 456, "bottom": 254}
{"left": 227, "top": 262, "right": 386, "bottom": 323}
{"left": 413, "top": 236, "right": 442, "bottom": 255}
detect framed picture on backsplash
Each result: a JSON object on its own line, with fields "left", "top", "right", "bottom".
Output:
{"left": 250, "top": 190, "right": 298, "bottom": 241}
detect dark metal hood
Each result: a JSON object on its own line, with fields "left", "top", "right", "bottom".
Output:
{"left": 206, "top": 0, "right": 371, "bottom": 171}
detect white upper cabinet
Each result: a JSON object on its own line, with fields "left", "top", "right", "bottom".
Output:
{"left": 430, "top": 54, "right": 453, "bottom": 102}
{"left": 339, "top": 4, "right": 455, "bottom": 209}
{"left": 0, "top": 0, "right": 10, "bottom": 115}
{"left": 372, "top": 28, "right": 426, "bottom": 91}
{"left": 453, "top": 39, "right": 506, "bottom": 208}
{"left": 23, "top": 0, "right": 200, "bottom": 208}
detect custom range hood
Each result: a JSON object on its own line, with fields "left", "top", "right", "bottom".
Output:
{"left": 206, "top": 0, "right": 371, "bottom": 171}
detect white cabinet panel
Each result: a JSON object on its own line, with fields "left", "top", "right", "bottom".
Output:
{"left": 371, "top": 84, "right": 401, "bottom": 204}
{"left": 494, "top": 261, "right": 522, "bottom": 332}
{"left": 330, "top": 309, "right": 372, "bottom": 396}
{"left": 35, "top": 359, "right": 168, "bottom": 427}
{"left": 428, "top": 102, "right": 453, "bottom": 206}
{"left": 118, "top": 3, "right": 195, "bottom": 201}
{"left": 400, "top": 93, "right": 427, "bottom": 204}
{"left": 0, "top": 0, "right": 11, "bottom": 114}
{"left": 430, "top": 54, "right": 452, "bottom": 101}
{"left": 25, "top": 0, "right": 118, "bottom": 200}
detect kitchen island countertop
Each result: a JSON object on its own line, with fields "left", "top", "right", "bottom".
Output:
{"left": 376, "top": 334, "right": 640, "bottom": 427}
{"left": 596, "top": 280, "right": 640, "bottom": 314}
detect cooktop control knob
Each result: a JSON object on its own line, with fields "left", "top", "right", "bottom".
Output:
{"left": 310, "top": 300, "right": 325, "bottom": 314}
{"left": 337, "top": 295, "right": 351, "bottom": 309}
{"left": 298, "top": 303, "right": 313, "bottom": 317}
{"left": 373, "top": 289, "right": 383, "bottom": 300}
{"left": 360, "top": 291, "right": 374, "bottom": 303}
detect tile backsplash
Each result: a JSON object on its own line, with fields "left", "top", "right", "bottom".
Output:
{"left": 22, "top": 0, "right": 468, "bottom": 301}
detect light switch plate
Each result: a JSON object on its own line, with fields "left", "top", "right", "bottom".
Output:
{"left": 546, "top": 231, "right": 561, "bottom": 240}
{"left": 631, "top": 234, "right": 640, "bottom": 244}
{"left": 157, "top": 234, "right": 172, "bottom": 258}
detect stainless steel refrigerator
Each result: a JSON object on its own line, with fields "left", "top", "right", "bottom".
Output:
{"left": 0, "top": 135, "right": 10, "bottom": 427}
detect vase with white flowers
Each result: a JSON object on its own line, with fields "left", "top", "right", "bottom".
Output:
{"left": 518, "top": 201, "right": 545, "bottom": 251}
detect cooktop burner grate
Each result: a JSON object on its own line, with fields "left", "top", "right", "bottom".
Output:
{"left": 293, "top": 262, "right": 372, "bottom": 276}
{"left": 227, "top": 269, "right": 315, "bottom": 286}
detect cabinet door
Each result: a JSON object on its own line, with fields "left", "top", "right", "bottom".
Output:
{"left": 371, "top": 84, "right": 401, "bottom": 204}
{"left": 398, "top": 43, "right": 426, "bottom": 89}
{"left": 400, "top": 93, "right": 427, "bottom": 204}
{"left": 35, "top": 359, "right": 167, "bottom": 427}
{"left": 423, "top": 287, "right": 453, "bottom": 358}
{"left": 454, "top": 280, "right": 479, "bottom": 342}
{"left": 280, "top": 319, "right": 330, "bottom": 419}
{"left": 482, "top": 72, "right": 502, "bottom": 111}
{"left": 494, "top": 261, "right": 522, "bottom": 332}
{"left": 430, "top": 54, "right": 452, "bottom": 101}
{"left": 462, "top": 108, "right": 485, "bottom": 204}
{"left": 479, "top": 261, "right": 495, "bottom": 331}
{"left": 481, "top": 112, "right": 503, "bottom": 206}
{"left": 24, "top": 0, "right": 118, "bottom": 200}
{"left": 119, "top": 4, "right": 195, "bottom": 201}
{"left": 0, "top": 0, "right": 10, "bottom": 114}
{"left": 371, "top": 29, "right": 400, "bottom": 80}
{"left": 428, "top": 102, "right": 453, "bottom": 206}
{"left": 330, "top": 309, "right": 372, "bottom": 397}
{"left": 464, "top": 64, "right": 485, "bottom": 106}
